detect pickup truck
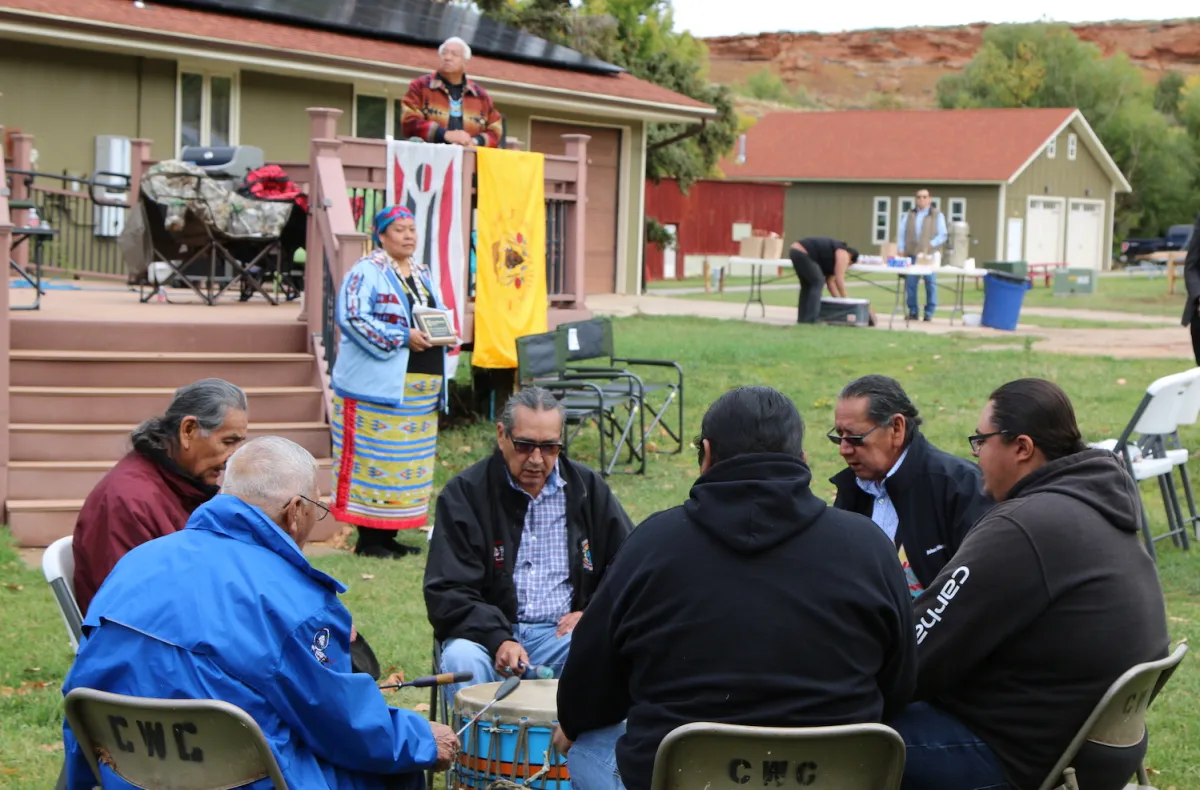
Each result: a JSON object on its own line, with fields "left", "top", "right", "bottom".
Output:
{"left": 1121, "top": 224, "right": 1194, "bottom": 262}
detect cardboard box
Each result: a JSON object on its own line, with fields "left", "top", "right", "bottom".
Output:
{"left": 738, "top": 237, "right": 764, "bottom": 259}
{"left": 761, "top": 237, "right": 784, "bottom": 259}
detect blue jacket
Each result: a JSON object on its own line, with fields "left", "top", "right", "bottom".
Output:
{"left": 62, "top": 494, "right": 437, "bottom": 790}
{"left": 333, "top": 248, "right": 449, "bottom": 411}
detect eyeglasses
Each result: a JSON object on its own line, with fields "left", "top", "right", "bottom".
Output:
{"left": 827, "top": 423, "right": 886, "bottom": 447}
{"left": 288, "top": 494, "right": 330, "bottom": 521}
{"left": 967, "top": 431, "right": 1006, "bottom": 455}
{"left": 509, "top": 437, "right": 563, "bottom": 457}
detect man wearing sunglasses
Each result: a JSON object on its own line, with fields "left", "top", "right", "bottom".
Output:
{"left": 829, "top": 375, "right": 992, "bottom": 598}
{"left": 425, "top": 387, "right": 634, "bottom": 704}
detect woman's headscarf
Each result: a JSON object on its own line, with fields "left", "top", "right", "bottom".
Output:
{"left": 373, "top": 205, "right": 415, "bottom": 248}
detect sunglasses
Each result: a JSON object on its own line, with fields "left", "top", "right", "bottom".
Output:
{"left": 826, "top": 423, "right": 886, "bottom": 447}
{"left": 967, "top": 430, "right": 1007, "bottom": 455}
{"left": 510, "top": 437, "right": 563, "bottom": 457}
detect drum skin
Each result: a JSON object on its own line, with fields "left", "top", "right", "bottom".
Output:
{"left": 452, "top": 680, "right": 571, "bottom": 790}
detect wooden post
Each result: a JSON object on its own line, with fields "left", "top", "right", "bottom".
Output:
{"left": 460, "top": 148, "right": 476, "bottom": 344}
{"left": 9, "top": 133, "right": 33, "bottom": 271}
{"left": 0, "top": 138, "right": 13, "bottom": 515}
{"left": 561, "top": 134, "right": 590, "bottom": 307}
{"left": 300, "top": 107, "right": 343, "bottom": 328}
{"left": 129, "top": 139, "right": 153, "bottom": 207}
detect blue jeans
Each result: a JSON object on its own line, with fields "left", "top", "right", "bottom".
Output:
{"left": 438, "top": 623, "right": 574, "bottom": 708}
{"left": 891, "top": 703, "right": 1013, "bottom": 790}
{"left": 568, "top": 722, "right": 627, "bottom": 790}
{"left": 906, "top": 271, "right": 938, "bottom": 318}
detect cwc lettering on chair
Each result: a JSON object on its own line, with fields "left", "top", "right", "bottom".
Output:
{"left": 105, "top": 716, "right": 204, "bottom": 762}
{"left": 727, "top": 758, "right": 819, "bottom": 786}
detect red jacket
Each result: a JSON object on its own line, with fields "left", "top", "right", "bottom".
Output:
{"left": 73, "top": 450, "right": 217, "bottom": 615}
{"left": 400, "top": 73, "right": 504, "bottom": 148}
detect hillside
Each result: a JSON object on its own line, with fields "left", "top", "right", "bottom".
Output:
{"left": 703, "top": 19, "right": 1200, "bottom": 112}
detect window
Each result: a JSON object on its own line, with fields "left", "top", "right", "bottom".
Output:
{"left": 1067, "top": 133, "right": 1077, "bottom": 161}
{"left": 873, "top": 196, "right": 892, "bottom": 245}
{"left": 178, "top": 71, "right": 236, "bottom": 151}
{"left": 355, "top": 95, "right": 389, "bottom": 139}
{"left": 1047, "top": 137, "right": 1057, "bottom": 159}
{"left": 948, "top": 198, "right": 967, "bottom": 223}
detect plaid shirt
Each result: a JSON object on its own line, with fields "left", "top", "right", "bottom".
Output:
{"left": 509, "top": 465, "right": 572, "bottom": 624}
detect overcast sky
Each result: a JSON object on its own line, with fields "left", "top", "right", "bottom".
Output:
{"left": 670, "top": 1, "right": 1199, "bottom": 37}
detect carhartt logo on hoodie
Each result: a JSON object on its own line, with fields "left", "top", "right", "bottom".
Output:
{"left": 915, "top": 565, "right": 970, "bottom": 644}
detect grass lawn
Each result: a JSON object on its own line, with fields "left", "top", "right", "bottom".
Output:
{"left": 672, "top": 271, "right": 1188, "bottom": 319}
{"left": 3, "top": 314, "right": 1199, "bottom": 788}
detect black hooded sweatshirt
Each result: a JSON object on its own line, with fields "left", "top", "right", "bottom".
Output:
{"left": 557, "top": 453, "right": 917, "bottom": 790}
{"left": 911, "top": 449, "right": 1169, "bottom": 790}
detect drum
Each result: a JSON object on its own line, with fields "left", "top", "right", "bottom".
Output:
{"left": 451, "top": 680, "right": 570, "bottom": 790}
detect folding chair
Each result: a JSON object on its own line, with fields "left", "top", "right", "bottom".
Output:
{"left": 1037, "top": 642, "right": 1188, "bottom": 790}
{"left": 41, "top": 535, "right": 83, "bottom": 653}
{"left": 650, "top": 721, "right": 905, "bottom": 790}
{"left": 64, "top": 688, "right": 289, "bottom": 789}
{"left": 516, "top": 331, "right": 645, "bottom": 476}
{"left": 1090, "top": 368, "right": 1200, "bottom": 560}
{"left": 557, "top": 317, "right": 685, "bottom": 456}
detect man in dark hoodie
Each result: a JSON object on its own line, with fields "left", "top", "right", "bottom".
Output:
{"left": 893, "top": 378, "right": 1170, "bottom": 790}
{"left": 830, "top": 375, "right": 993, "bottom": 597}
{"left": 554, "top": 386, "right": 917, "bottom": 790}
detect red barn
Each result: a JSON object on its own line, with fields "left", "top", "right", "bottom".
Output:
{"left": 643, "top": 179, "right": 785, "bottom": 282}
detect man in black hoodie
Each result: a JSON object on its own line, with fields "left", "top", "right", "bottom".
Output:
{"left": 893, "top": 378, "right": 1170, "bottom": 790}
{"left": 555, "top": 386, "right": 917, "bottom": 790}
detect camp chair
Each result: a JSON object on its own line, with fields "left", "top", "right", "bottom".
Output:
{"left": 516, "top": 331, "right": 646, "bottom": 476}
{"left": 1090, "top": 368, "right": 1200, "bottom": 559}
{"left": 64, "top": 688, "right": 289, "bottom": 789}
{"left": 1037, "top": 642, "right": 1188, "bottom": 790}
{"left": 650, "top": 721, "right": 905, "bottom": 790}
{"left": 42, "top": 535, "right": 83, "bottom": 653}
{"left": 557, "top": 317, "right": 685, "bottom": 456}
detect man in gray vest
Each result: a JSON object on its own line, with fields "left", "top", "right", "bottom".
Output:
{"left": 898, "top": 188, "right": 947, "bottom": 322}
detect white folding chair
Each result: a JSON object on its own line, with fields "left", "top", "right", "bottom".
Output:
{"left": 650, "top": 721, "right": 905, "bottom": 790}
{"left": 1090, "top": 368, "right": 1200, "bottom": 560}
{"left": 41, "top": 535, "right": 84, "bottom": 653}
{"left": 64, "top": 688, "right": 289, "bottom": 789}
{"left": 1037, "top": 643, "right": 1188, "bottom": 790}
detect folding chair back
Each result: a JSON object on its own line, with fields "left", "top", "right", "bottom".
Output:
{"left": 649, "top": 722, "right": 905, "bottom": 790}
{"left": 1127, "top": 369, "right": 1200, "bottom": 437}
{"left": 559, "top": 318, "right": 614, "bottom": 363}
{"left": 1037, "top": 643, "right": 1189, "bottom": 790}
{"left": 41, "top": 535, "right": 83, "bottom": 653}
{"left": 64, "top": 688, "right": 289, "bottom": 790}
{"left": 516, "top": 331, "right": 567, "bottom": 383}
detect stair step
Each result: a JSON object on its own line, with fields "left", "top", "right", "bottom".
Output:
{"left": 11, "top": 350, "right": 316, "bottom": 387}
{"left": 9, "top": 459, "right": 334, "bottom": 501}
{"left": 8, "top": 496, "right": 342, "bottom": 549}
{"left": 10, "top": 422, "right": 331, "bottom": 462}
{"left": 10, "top": 386, "right": 324, "bottom": 424}
{"left": 11, "top": 318, "right": 307, "bottom": 354}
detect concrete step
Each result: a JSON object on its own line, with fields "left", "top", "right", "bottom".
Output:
{"left": 10, "top": 318, "right": 308, "bottom": 354}
{"left": 10, "top": 350, "right": 316, "bottom": 388}
{"left": 10, "top": 422, "right": 331, "bottom": 462}
{"left": 8, "top": 496, "right": 343, "bottom": 549}
{"left": 10, "top": 385, "right": 325, "bottom": 424}
{"left": 9, "top": 459, "right": 335, "bottom": 501}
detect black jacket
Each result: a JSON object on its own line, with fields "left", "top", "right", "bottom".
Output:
{"left": 558, "top": 453, "right": 916, "bottom": 790}
{"left": 830, "top": 431, "right": 992, "bottom": 589}
{"left": 1180, "top": 211, "right": 1200, "bottom": 326}
{"left": 423, "top": 450, "right": 633, "bottom": 657}
{"left": 912, "top": 450, "right": 1169, "bottom": 790}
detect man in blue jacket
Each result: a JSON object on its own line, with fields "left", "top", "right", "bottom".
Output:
{"left": 62, "top": 436, "right": 456, "bottom": 789}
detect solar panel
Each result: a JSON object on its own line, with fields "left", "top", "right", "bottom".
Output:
{"left": 155, "top": 0, "right": 625, "bottom": 75}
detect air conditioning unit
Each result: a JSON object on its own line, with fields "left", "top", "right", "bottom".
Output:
{"left": 93, "top": 135, "right": 132, "bottom": 238}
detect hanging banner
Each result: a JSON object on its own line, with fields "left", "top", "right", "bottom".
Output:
{"left": 473, "top": 148, "right": 547, "bottom": 369}
{"left": 386, "top": 140, "right": 465, "bottom": 378}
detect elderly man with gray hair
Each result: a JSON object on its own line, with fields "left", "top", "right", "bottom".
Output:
{"left": 424, "top": 386, "right": 634, "bottom": 703}
{"left": 73, "top": 377, "right": 248, "bottom": 615}
{"left": 62, "top": 437, "right": 458, "bottom": 790}
{"left": 400, "top": 35, "right": 505, "bottom": 148}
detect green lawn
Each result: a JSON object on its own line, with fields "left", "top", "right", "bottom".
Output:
{"left": 3, "top": 315, "right": 1199, "bottom": 788}
{"left": 673, "top": 271, "right": 1188, "bottom": 319}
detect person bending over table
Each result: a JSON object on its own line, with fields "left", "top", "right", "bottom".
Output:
{"left": 789, "top": 238, "right": 868, "bottom": 324}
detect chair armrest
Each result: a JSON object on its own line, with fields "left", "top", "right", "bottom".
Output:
{"left": 612, "top": 357, "right": 683, "bottom": 387}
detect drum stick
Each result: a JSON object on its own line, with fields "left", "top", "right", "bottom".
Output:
{"left": 378, "top": 671, "right": 473, "bottom": 691}
{"left": 455, "top": 676, "right": 521, "bottom": 738}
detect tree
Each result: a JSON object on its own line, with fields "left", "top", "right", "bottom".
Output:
{"left": 938, "top": 23, "right": 1199, "bottom": 237}
{"left": 1155, "top": 70, "right": 1186, "bottom": 120}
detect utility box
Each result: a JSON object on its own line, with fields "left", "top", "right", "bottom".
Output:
{"left": 1053, "top": 268, "right": 1097, "bottom": 296}
{"left": 983, "top": 260, "right": 1029, "bottom": 280}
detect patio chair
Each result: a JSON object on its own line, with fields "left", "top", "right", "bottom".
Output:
{"left": 556, "top": 317, "right": 685, "bottom": 457}
{"left": 64, "top": 688, "right": 289, "bottom": 789}
{"left": 650, "top": 721, "right": 905, "bottom": 790}
{"left": 1036, "top": 643, "right": 1188, "bottom": 790}
{"left": 41, "top": 535, "right": 83, "bottom": 653}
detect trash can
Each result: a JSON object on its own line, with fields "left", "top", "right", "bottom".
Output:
{"left": 982, "top": 260, "right": 1029, "bottom": 280}
{"left": 981, "top": 271, "right": 1030, "bottom": 331}
{"left": 1052, "top": 268, "right": 1097, "bottom": 296}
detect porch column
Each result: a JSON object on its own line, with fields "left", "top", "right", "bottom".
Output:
{"left": 9, "top": 133, "right": 33, "bottom": 271}
{"left": 562, "top": 134, "right": 590, "bottom": 307}
{"left": 299, "top": 107, "right": 343, "bottom": 328}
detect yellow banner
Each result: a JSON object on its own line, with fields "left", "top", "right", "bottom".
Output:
{"left": 473, "top": 148, "right": 548, "bottom": 369}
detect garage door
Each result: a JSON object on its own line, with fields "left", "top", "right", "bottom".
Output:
{"left": 531, "top": 121, "right": 621, "bottom": 294}
{"left": 1065, "top": 200, "right": 1105, "bottom": 270}
{"left": 1024, "top": 198, "right": 1064, "bottom": 264}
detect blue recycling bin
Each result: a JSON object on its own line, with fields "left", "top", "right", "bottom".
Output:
{"left": 980, "top": 271, "right": 1030, "bottom": 331}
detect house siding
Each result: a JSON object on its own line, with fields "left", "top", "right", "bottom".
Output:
{"left": 0, "top": 40, "right": 174, "bottom": 177}
{"left": 783, "top": 182, "right": 1000, "bottom": 263}
{"left": 240, "top": 71, "right": 353, "bottom": 162}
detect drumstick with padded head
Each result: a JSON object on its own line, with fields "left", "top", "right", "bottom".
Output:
{"left": 455, "top": 676, "right": 521, "bottom": 738}
{"left": 378, "top": 671, "right": 474, "bottom": 691}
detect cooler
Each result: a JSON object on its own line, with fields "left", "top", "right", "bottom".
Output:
{"left": 819, "top": 297, "right": 871, "bottom": 327}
